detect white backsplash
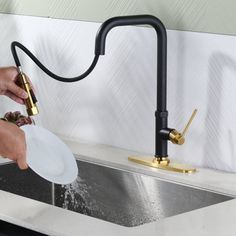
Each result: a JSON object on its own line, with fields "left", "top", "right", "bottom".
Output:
{"left": 1, "top": 14, "right": 236, "bottom": 172}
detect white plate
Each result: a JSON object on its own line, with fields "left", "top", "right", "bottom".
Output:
{"left": 21, "top": 125, "right": 78, "bottom": 184}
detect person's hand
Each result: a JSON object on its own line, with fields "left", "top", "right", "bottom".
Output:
{"left": 0, "top": 66, "right": 28, "bottom": 104}
{"left": 0, "top": 120, "right": 28, "bottom": 170}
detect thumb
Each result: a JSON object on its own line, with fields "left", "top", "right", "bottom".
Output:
{"left": 17, "top": 157, "right": 28, "bottom": 170}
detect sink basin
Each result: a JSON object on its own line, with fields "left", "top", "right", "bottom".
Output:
{"left": 0, "top": 157, "right": 233, "bottom": 227}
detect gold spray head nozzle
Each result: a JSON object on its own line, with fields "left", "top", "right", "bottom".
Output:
{"left": 17, "top": 71, "right": 39, "bottom": 116}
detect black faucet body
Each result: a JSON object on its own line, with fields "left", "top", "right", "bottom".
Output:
{"left": 95, "top": 15, "right": 171, "bottom": 158}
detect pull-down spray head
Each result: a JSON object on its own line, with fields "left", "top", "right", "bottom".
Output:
{"left": 17, "top": 66, "right": 38, "bottom": 116}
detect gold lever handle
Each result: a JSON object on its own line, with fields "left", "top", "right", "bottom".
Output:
{"left": 169, "top": 109, "right": 198, "bottom": 145}
{"left": 182, "top": 109, "right": 198, "bottom": 137}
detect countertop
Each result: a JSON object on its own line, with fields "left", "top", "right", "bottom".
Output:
{"left": 1, "top": 136, "right": 236, "bottom": 235}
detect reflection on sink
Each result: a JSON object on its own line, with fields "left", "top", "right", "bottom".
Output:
{"left": 0, "top": 157, "right": 233, "bottom": 227}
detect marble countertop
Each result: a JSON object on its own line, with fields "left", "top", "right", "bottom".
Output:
{"left": 1, "top": 136, "right": 236, "bottom": 235}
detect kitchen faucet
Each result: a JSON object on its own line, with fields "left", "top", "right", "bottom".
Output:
{"left": 11, "top": 15, "right": 197, "bottom": 173}
{"left": 95, "top": 15, "right": 197, "bottom": 173}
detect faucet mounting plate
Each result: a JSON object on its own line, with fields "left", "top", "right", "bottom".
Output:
{"left": 128, "top": 156, "right": 196, "bottom": 173}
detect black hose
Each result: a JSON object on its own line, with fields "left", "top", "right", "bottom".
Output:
{"left": 11, "top": 41, "right": 100, "bottom": 83}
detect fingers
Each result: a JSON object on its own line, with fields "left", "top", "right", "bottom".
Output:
{"left": 4, "top": 91, "right": 25, "bottom": 104}
{"left": 7, "top": 82, "right": 28, "bottom": 99}
{"left": 0, "top": 67, "right": 35, "bottom": 101}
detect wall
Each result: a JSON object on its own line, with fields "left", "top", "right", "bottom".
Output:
{"left": 1, "top": 13, "right": 236, "bottom": 172}
{"left": 0, "top": 0, "right": 236, "bottom": 35}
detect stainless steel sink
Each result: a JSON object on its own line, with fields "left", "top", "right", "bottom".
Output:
{"left": 0, "top": 157, "right": 233, "bottom": 227}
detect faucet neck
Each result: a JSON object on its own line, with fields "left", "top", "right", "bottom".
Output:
{"left": 95, "top": 15, "right": 168, "bottom": 157}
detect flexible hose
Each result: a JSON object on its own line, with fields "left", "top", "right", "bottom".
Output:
{"left": 11, "top": 41, "right": 100, "bottom": 82}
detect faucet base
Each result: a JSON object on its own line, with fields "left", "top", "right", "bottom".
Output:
{"left": 128, "top": 156, "right": 196, "bottom": 173}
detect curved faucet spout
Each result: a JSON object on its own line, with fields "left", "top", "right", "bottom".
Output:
{"left": 95, "top": 15, "right": 168, "bottom": 158}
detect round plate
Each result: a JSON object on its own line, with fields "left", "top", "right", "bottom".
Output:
{"left": 21, "top": 125, "right": 78, "bottom": 184}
